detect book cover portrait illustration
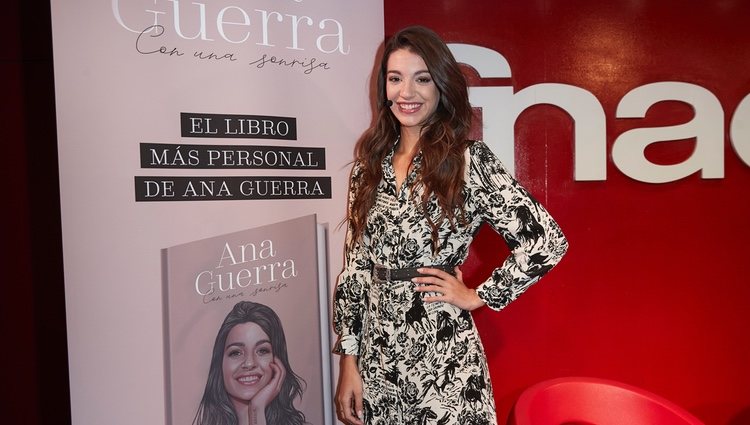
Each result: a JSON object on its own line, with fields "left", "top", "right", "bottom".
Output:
{"left": 162, "top": 215, "right": 330, "bottom": 425}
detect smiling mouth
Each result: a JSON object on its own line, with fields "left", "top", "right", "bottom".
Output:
{"left": 398, "top": 102, "right": 422, "bottom": 112}
{"left": 238, "top": 375, "right": 261, "bottom": 385}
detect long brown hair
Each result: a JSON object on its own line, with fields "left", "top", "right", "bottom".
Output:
{"left": 349, "top": 26, "right": 473, "bottom": 252}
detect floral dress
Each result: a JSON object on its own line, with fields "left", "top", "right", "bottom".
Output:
{"left": 333, "top": 141, "right": 568, "bottom": 425}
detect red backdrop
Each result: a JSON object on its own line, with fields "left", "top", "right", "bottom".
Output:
{"left": 385, "top": 1, "right": 750, "bottom": 424}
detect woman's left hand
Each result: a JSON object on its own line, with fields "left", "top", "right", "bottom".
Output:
{"left": 412, "top": 267, "right": 485, "bottom": 311}
{"left": 249, "top": 357, "right": 286, "bottom": 420}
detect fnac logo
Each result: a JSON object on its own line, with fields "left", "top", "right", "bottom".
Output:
{"left": 449, "top": 44, "right": 750, "bottom": 183}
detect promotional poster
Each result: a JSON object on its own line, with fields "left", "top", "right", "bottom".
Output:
{"left": 51, "top": 1, "right": 382, "bottom": 423}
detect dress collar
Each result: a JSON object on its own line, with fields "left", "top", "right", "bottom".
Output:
{"left": 383, "top": 137, "right": 423, "bottom": 195}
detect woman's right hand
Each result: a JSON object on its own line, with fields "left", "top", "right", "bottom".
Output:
{"left": 335, "top": 355, "right": 364, "bottom": 425}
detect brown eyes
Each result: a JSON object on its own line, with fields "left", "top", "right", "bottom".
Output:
{"left": 387, "top": 76, "right": 433, "bottom": 84}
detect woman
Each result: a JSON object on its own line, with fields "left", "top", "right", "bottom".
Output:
{"left": 333, "top": 26, "right": 568, "bottom": 425}
{"left": 194, "top": 301, "right": 306, "bottom": 425}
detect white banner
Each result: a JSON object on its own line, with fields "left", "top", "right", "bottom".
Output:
{"left": 51, "top": 1, "right": 383, "bottom": 423}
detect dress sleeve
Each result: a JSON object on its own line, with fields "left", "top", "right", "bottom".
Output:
{"left": 467, "top": 142, "right": 568, "bottom": 311}
{"left": 332, "top": 161, "right": 373, "bottom": 355}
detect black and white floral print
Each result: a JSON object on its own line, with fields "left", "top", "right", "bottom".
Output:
{"left": 333, "top": 141, "right": 568, "bottom": 424}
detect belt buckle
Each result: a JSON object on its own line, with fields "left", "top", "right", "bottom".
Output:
{"left": 374, "top": 264, "right": 390, "bottom": 281}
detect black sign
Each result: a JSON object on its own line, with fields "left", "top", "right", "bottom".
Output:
{"left": 135, "top": 176, "right": 331, "bottom": 201}
{"left": 140, "top": 143, "right": 324, "bottom": 169}
{"left": 180, "top": 113, "right": 297, "bottom": 140}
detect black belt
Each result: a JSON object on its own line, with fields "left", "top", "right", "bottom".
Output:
{"left": 373, "top": 264, "right": 455, "bottom": 281}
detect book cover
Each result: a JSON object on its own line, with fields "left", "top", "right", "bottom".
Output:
{"left": 162, "top": 214, "right": 330, "bottom": 425}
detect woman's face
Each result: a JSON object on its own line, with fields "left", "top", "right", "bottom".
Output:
{"left": 385, "top": 48, "right": 440, "bottom": 136}
{"left": 222, "top": 322, "right": 275, "bottom": 406}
